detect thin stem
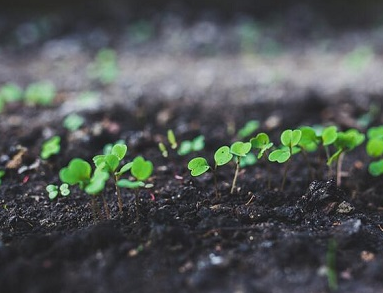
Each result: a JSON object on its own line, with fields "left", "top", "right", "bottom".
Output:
{"left": 101, "top": 193, "right": 110, "bottom": 219}
{"left": 114, "top": 176, "right": 123, "bottom": 214}
{"left": 281, "top": 159, "right": 290, "bottom": 191}
{"left": 302, "top": 149, "right": 315, "bottom": 181}
{"left": 134, "top": 189, "right": 140, "bottom": 221}
{"left": 230, "top": 157, "right": 240, "bottom": 194}
{"left": 336, "top": 152, "right": 345, "bottom": 187}
{"left": 213, "top": 165, "right": 219, "bottom": 199}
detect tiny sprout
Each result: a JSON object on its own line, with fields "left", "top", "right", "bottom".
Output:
{"left": 237, "top": 120, "right": 260, "bottom": 139}
{"left": 46, "top": 183, "right": 70, "bottom": 200}
{"left": 368, "top": 160, "right": 383, "bottom": 176}
{"left": 299, "top": 126, "right": 320, "bottom": 152}
{"left": 214, "top": 146, "right": 233, "bottom": 166}
{"left": 269, "top": 129, "right": 302, "bottom": 190}
{"left": 229, "top": 141, "right": 251, "bottom": 194}
{"left": 88, "top": 48, "right": 119, "bottom": 85}
{"left": 178, "top": 135, "right": 205, "bottom": 156}
{"left": 250, "top": 133, "right": 273, "bottom": 159}
{"left": 41, "top": 136, "right": 61, "bottom": 160}
{"left": 321, "top": 126, "right": 338, "bottom": 146}
{"left": 131, "top": 156, "right": 153, "bottom": 181}
{"left": 0, "top": 83, "right": 23, "bottom": 103}
{"left": 167, "top": 129, "right": 177, "bottom": 149}
{"left": 63, "top": 113, "right": 85, "bottom": 131}
{"left": 158, "top": 142, "right": 168, "bottom": 157}
{"left": 327, "top": 129, "right": 365, "bottom": 186}
{"left": 24, "top": 81, "right": 56, "bottom": 106}
{"left": 366, "top": 126, "right": 383, "bottom": 177}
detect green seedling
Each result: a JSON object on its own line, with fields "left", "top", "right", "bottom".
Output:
{"left": 230, "top": 141, "right": 252, "bottom": 193}
{"left": 93, "top": 143, "right": 129, "bottom": 213}
{"left": 269, "top": 129, "right": 302, "bottom": 190}
{"left": 357, "top": 103, "right": 380, "bottom": 128}
{"left": 237, "top": 120, "right": 260, "bottom": 139}
{"left": 117, "top": 156, "right": 154, "bottom": 218}
{"left": 24, "top": 81, "right": 56, "bottom": 106}
{"left": 327, "top": 129, "right": 365, "bottom": 186}
{"left": 0, "top": 83, "right": 23, "bottom": 111}
{"left": 178, "top": 135, "right": 205, "bottom": 156}
{"left": 158, "top": 130, "right": 177, "bottom": 157}
{"left": 63, "top": 113, "right": 85, "bottom": 131}
{"left": 366, "top": 126, "right": 383, "bottom": 176}
{"left": 46, "top": 183, "right": 70, "bottom": 200}
{"left": 188, "top": 145, "right": 232, "bottom": 198}
{"left": 41, "top": 136, "right": 61, "bottom": 160}
{"left": 0, "top": 170, "right": 5, "bottom": 185}
{"left": 87, "top": 48, "right": 119, "bottom": 85}
{"left": 59, "top": 158, "right": 110, "bottom": 220}
{"left": 250, "top": 132, "right": 274, "bottom": 188}
{"left": 188, "top": 141, "right": 251, "bottom": 197}
{"left": 298, "top": 126, "right": 322, "bottom": 180}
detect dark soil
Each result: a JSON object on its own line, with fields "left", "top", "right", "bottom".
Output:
{"left": 1, "top": 97, "right": 383, "bottom": 293}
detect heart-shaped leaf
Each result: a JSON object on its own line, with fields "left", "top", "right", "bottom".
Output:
{"left": 322, "top": 126, "right": 338, "bottom": 146}
{"left": 188, "top": 157, "right": 210, "bottom": 176}
{"left": 368, "top": 159, "right": 383, "bottom": 176}
{"left": 230, "top": 141, "right": 252, "bottom": 157}
{"left": 366, "top": 138, "right": 383, "bottom": 158}
{"left": 59, "top": 158, "right": 92, "bottom": 186}
{"left": 268, "top": 149, "right": 290, "bottom": 163}
{"left": 111, "top": 143, "right": 127, "bottom": 160}
{"left": 131, "top": 156, "right": 153, "bottom": 181}
{"left": 214, "top": 146, "right": 233, "bottom": 166}
{"left": 281, "top": 129, "right": 302, "bottom": 147}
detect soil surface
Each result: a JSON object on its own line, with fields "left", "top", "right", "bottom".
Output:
{"left": 1, "top": 97, "right": 383, "bottom": 293}
{"left": 1, "top": 5, "right": 383, "bottom": 293}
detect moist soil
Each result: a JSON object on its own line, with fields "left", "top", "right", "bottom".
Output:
{"left": 1, "top": 97, "right": 383, "bottom": 293}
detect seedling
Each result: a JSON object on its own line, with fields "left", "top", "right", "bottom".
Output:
{"left": 269, "top": 129, "right": 302, "bottom": 190}
{"left": 298, "top": 126, "right": 321, "bottom": 180}
{"left": 237, "top": 120, "right": 259, "bottom": 139}
{"left": 188, "top": 141, "right": 251, "bottom": 197}
{"left": 117, "top": 156, "right": 153, "bottom": 218}
{"left": 24, "top": 81, "right": 56, "bottom": 106}
{"left": 327, "top": 129, "right": 365, "bottom": 186}
{"left": 46, "top": 183, "right": 70, "bottom": 200}
{"left": 250, "top": 132, "right": 274, "bottom": 188}
{"left": 0, "top": 83, "right": 23, "bottom": 111}
{"left": 158, "top": 129, "right": 205, "bottom": 157}
{"left": 63, "top": 113, "right": 85, "bottom": 131}
{"left": 365, "top": 126, "right": 383, "bottom": 176}
{"left": 93, "top": 143, "right": 130, "bottom": 213}
{"left": 87, "top": 48, "right": 119, "bottom": 85}
{"left": 41, "top": 136, "right": 61, "bottom": 160}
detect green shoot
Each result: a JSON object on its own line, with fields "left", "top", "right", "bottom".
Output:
{"left": 46, "top": 183, "right": 70, "bottom": 200}
{"left": 167, "top": 129, "right": 177, "bottom": 149}
{"left": 269, "top": 129, "right": 302, "bottom": 190}
{"left": 327, "top": 129, "right": 365, "bottom": 186}
{"left": 41, "top": 136, "right": 61, "bottom": 160}
{"left": 188, "top": 157, "right": 210, "bottom": 176}
{"left": 230, "top": 141, "right": 252, "bottom": 194}
{"left": 0, "top": 83, "right": 23, "bottom": 104}
{"left": 237, "top": 120, "right": 260, "bottom": 139}
{"left": 63, "top": 113, "right": 85, "bottom": 131}
{"left": 366, "top": 126, "right": 383, "bottom": 176}
{"left": 178, "top": 135, "right": 205, "bottom": 156}
{"left": 250, "top": 132, "right": 273, "bottom": 188}
{"left": 326, "top": 239, "right": 338, "bottom": 292}
{"left": 87, "top": 48, "right": 119, "bottom": 85}
{"left": 24, "top": 81, "right": 56, "bottom": 106}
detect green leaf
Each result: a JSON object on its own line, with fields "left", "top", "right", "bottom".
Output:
{"left": 214, "top": 146, "right": 233, "bottom": 166}
{"left": 116, "top": 162, "right": 133, "bottom": 176}
{"left": 24, "top": 81, "right": 56, "bottom": 106}
{"left": 111, "top": 144, "right": 127, "bottom": 160}
{"left": 191, "top": 135, "right": 205, "bottom": 151}
{"left": 240, "top": 153, "right": 257, "bottom": 167}
{"left": 63, "top": 114, "right": 85, "bottom": 131}
{"left": 250, "top": 133, "right": 273, "bottom": 158}
{"left": 366, "top": 138, "right": 383, "bottom": 158}
{"left": 158, "top": 142, "right": 168, "bottom": 157}
{"left": 117, "top": 179, "right": 145, "bottom": 189}
{"left": 368, "top": 160, "right": 383, "bottom": 176}
{"left": 59, "top": 183, "right": 70, "bottom": 196}
{"left": 188, "top": 157, "right": 210, "bottom": 176}
{"left": 104, "top": 154, "right": 120, "bottom": 172}
{"left": 131, "top": 156, "right": 153, "bottom": 181}
{"left": 167, "top": 130, "right": 177, "bottom": 149}
{"left": 238, "top": 120, "right": 260, "bottom": 138}
{"left": 177, "top": 141, "right": 192, "bottom": 156}
{"left": 322, "top": 126, "right": 338, "bottom": 146}
{"left": 335, "top": 129, "right": 365, "bottom": 151}
{"left": 59, "top": 158, "right": 92, "bottom": 186}
{"left": 41, "top": 136, "right": 61, "bottom": 159}
{"left": 327, "top": 148, "right": 343, "bottom": 166}
{"left": 230, "top": 141, "right": 252, "bottom": 157}
{"left": 367, "top": 126, "right": 383, "bottom": 140}
{"left": 268, "top": 149, "right": 290, "bottom": 163}
{"left": 85, "top": 169, "right": 109, "bottom": 195}
{"left": 299, "top": 126, "right": 319, "bottom": 152}
{"left": 281, "top": 129, "right": 302, "bottom": 147}
{"left": 46, "top": 184, "right": 58, "bottom": 200}
{"left": 0, "top": 83, "right": 23, "bottom": 102}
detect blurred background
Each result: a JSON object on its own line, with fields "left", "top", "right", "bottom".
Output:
{"left": 1, "top": 0, "right": 383, "bottom": 108}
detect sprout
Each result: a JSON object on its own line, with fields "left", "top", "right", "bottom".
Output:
{"left": 24, "top": 81, "right": 56, "bottom": 106}
{"left": 269, "top": 129, "right": 302, "bottom": 190}
{"left": 63, "top": 114, "right": 85, "bottom": 131}
{"left": 237, "top": 120, "right": 259, "bottom": 139}
{"left": 41, "top": 136, "right": 61, "bottom": 160}
{"left": 46, "top": 183, "right": 70, "bottom": 200}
